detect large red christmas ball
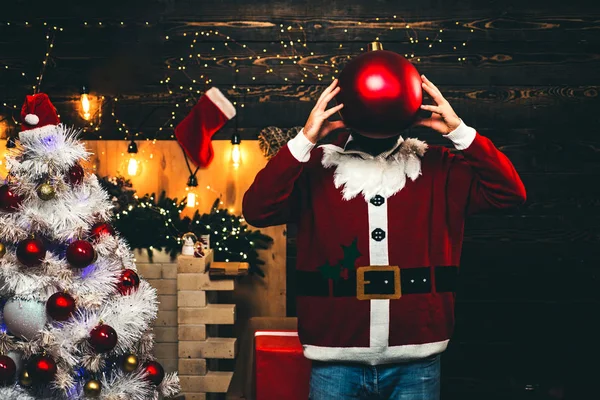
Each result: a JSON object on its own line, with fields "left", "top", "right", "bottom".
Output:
{"left": 0, "top": 185, "right": 23, "bottom": 212}
{"left": 117, "top": 269, "right": 140, "bottom": 295}
{"left": 89, "top": 324, "right": 118, "bottom": 353}
{"left": 66, "top": 163, "right": 85, "bottom": 185}
{"left": 27, "top": 354, "right": 57, "bottom": 383}
{"left": 46, "top": 292, "right": 76, "bottom": 321}
{"left": 90, "top": 222, "right": 115, "bottom": 240}
{"left": 336, "top": 46, "right": 422, "bottom": 138}
{"left": 17, "top": 238, "right": 47, "bottom": 267}
{"left": 66, "top": 240, "right": 96, "bottom": 268}
{"left": 0, "top": 355, "right": 16, "bottom": 385}
{"left": 142, "top": 360, "right": 165, "bottom": 385}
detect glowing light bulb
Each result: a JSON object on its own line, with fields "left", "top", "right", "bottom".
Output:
{"left": 231, "top": 143, "right": 241, "bottom": 168}
{"left": 81, "top": 93, "right": 90, "bottom": 120}
{"left": 80, "top": 86, "right": 91, "bottom": 120}
{"left": 127, "top": 157, "right": 139, "bottom": 176}
{"left": 231, "top": 132, "right": 241, "bottom": 168}
{"left": 185, "top": 176, "right": 199, "bottom": 208}
{"left": 186, "top": 191, "right": 196, "bottom": 208}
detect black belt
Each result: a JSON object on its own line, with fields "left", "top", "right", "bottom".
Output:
{"left": 296, "top": 266, "right": 458, "bottom": 298}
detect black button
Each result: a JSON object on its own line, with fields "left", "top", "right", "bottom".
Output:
{"left": 371, "top": 228, "right": 386, "bottom": 242}
{"left": 370, "top": 195, "right": 385, "bottom": 206}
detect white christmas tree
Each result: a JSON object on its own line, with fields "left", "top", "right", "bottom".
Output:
{"left": 0, "top": 93, "right": 180, "bottom": 399}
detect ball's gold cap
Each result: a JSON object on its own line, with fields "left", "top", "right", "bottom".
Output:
{"left": 367, "top": 41, "right": 383, "bottom": 51}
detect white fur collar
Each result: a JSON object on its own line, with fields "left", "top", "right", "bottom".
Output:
{"left": 320, "top": 136, "right": 428, "bottom": 201}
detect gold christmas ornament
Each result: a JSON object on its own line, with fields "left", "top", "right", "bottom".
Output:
{"left": 83, "top": 379, "right": 102, "bottom": 397}
{"left": 19, "top": 370, "right": 33, "bottom": 387}
{"left": 0, "top": 242, "right": 5, "bottom": 258}
{"left": 36, "top": 182, "right": 56, "bottom": 201}
{"left": 122, "top": 353, "right": 139, "bottom": 372}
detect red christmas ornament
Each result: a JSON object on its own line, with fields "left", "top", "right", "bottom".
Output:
{"left": 66, "top": 163, "right": 85, "bottom": 185}
{"left": 66, "top": 240, "right": 96, "bottom": 268}
{"left": 46, "top": 292, "right": 76, "bottom": 321}
{"left": 0, "top": 185, "right": 23, "bottom": 212}
{"left": 142, "top": 360, "right": 165, "bottom": 385}
{"left": 0, "top": 355, "right": 16, "bottom": 385}
{"left": 27, "top": 354, "right": 57, "bottom": 383}
{"left": 89, "top": 324, "right": 118, "bottom": 353}
{"left": 16, "top": 238, "right": 47, "bottom": 267}
{"left": 90, "top": 222, "right": 115, "bottom": 240}
{"left": 336, "top": 42, "right": 422, "bottom": 138}
{"left": 117, "top": 269, "right": 140, "bottom": 295}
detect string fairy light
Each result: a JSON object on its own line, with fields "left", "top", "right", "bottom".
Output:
{"left": 0, "top": 18, "right": 476, "bottom": 141}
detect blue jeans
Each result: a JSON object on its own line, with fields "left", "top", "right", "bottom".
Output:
{"left": 309, "top": 355, "right": 441, "bottom": 400}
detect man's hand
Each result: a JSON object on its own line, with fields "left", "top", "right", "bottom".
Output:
{"left": 414, "top": 75, "right": 461, "bottom": 134}
{"left": 303, "top": 79, "right": 346, "bottom": 144}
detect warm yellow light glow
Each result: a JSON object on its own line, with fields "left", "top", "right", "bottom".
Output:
{"left": 127, "top": 157, "right": 139, "bottom": 176}
{"left": 231, "top": 143, "right": 241, "bottom": 168}
{"left": 186, "top": 190, "right": 197, "bottom": 208}
{"left": 81, "top": 93, "right": 91, "bottom": 120}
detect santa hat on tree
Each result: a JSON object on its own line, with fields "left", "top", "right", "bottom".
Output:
{"left": 175, "top": 87, "right": 236, "bottom": 168}
{"left": 19, "top": 93, "right": 60, "bottom": 137}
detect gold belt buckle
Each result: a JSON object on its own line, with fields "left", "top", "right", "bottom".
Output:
{"left": 356, "top": 266, "right": 401, "bottom": 300}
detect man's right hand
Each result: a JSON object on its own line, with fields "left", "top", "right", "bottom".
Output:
{"left": 303, "top": 79, "right": 346, "bottom": 144}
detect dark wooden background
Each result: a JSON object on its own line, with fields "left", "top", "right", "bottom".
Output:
{"left": 2, "top": 1, "right": 600, "bottom": 399}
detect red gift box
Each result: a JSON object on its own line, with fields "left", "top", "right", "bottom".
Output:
{"left": 255, "top": 330, "right": 312, "bottom": 400}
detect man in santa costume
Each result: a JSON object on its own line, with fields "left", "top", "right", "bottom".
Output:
{"left": 243, "top": 75, "right": 526, "bottom": 400}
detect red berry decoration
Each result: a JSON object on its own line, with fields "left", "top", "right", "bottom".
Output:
{"left": 90, "top": 222, "right": 115, "bottom": 240}
{"left": 89, "top": 324, "right": 118, "bottom": 353}
{"left": 336, "top": 42, "right": 423, "bottom": 138}
{"left": 66, "top": 240, "right": 96, "bottom": 268}
{"left": 27, "top": 354, "right": 57, "bottom": 383}
{"left": 46, "top": 292, "right": 76, "bottom": 321}
{"left": 16, "top": 238, "right": 47, "bottom": 267}
{"left": 142, "top": 360, "right": 165, "bottom": 385}
{"left": 0, "top": 185, "right": 23, "bottom": 212}
{"left": 117, "top": 269, "right": 140, "bottom": 295}
{"left": 0, "top": 355, "right": 16, "bottom": 385}
{"left": 66, "top": 163, "right": 85, "bottom": 185}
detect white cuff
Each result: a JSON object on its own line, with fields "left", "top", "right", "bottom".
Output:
{"left": 443, "top": 120, "right": 476, "bottom": 150}
{"left": 287, "top": 128, "right": 315, "bottom": 162}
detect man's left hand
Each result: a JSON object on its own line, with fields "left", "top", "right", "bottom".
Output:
{"left": 413, "top": 75, "right": 461, "bottom": 134}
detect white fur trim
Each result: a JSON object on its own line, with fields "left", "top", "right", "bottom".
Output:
{"left": 205, "top": 87, "right": 236, "bottom": 120}
{"left": 17, "top": 123, "right": 58, "bottom": 141}
{"left": 320, "top": 137, "right": 428, "bottom": 201}
{"left": 24, "top": 114, "right": 39, "bottom": 126}
{"left": 303, "top": 340, "right": 449, "bottom": 365}
{"left": 443, "top": 119, "right": 476, "bottom": 150}
{"left": 287, "top": 128, "right": 315, "bottom": 162}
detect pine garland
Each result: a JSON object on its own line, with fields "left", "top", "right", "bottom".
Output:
{"left": 97, "top": 176, "right": 273, "bottom": 276}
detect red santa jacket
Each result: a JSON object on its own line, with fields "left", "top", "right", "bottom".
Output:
{"left": 243, "top": 121, "right": 526, "bottom": 365}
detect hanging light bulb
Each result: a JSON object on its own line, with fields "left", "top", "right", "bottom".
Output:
{"left": 80, "top": 86, "right": 91, "bottom": 120}
{"left": 185, "top": 175, "right": 199, "bottom": 208}
{"left": 124, "top": 140, "right": 142, "bottom": 177}
{"left": 231, "top": 132, "right": 241, "bottom": 168}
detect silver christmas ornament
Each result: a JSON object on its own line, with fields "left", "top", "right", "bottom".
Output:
{"left": 2, "top": 299, "right": 47, "bottom": 340}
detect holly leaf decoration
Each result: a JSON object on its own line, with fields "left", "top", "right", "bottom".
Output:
{"left": 341, "top": 238, "right": 361, "bottom": 271}
{"left": 318, "top": 260, "right": 342, "bottom": 281}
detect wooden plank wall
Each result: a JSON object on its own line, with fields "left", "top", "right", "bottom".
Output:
{"left": 2, "top": 0, "right": 600, "bottom": 398}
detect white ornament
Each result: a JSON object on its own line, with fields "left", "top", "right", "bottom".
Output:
{"left": 2, "top": 299, "right": 47, "bottom": 340}
{"left": 181, "top": 232, "right": 198, "bottom": 256}
{"left": 24, "top": 114, "right": 39, "bottom": 126}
